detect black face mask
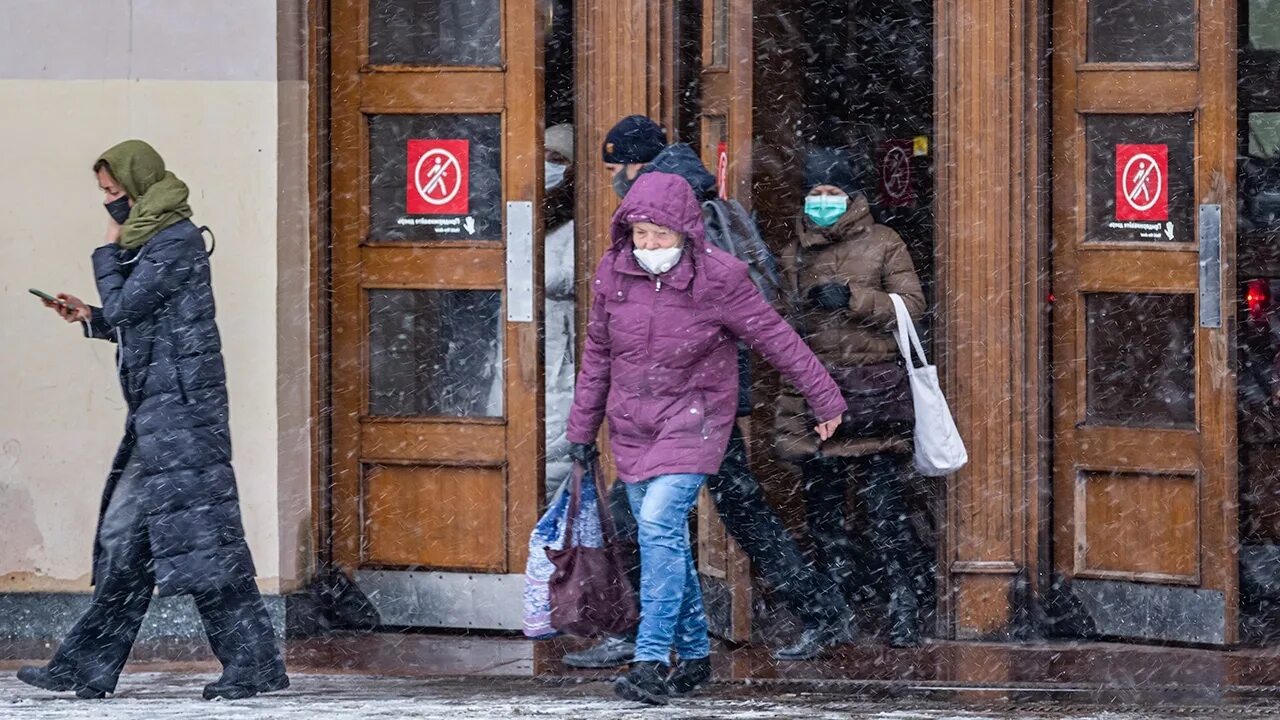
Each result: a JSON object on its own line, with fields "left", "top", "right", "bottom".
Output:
{"left": 105, "top": 195, "right": 131, "bottom": 225}
{"left": 612, "top": 168, "right": 638, "bottom": 199}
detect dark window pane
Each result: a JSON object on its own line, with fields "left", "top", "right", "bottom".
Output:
{"left": 369, "top": 0, "right": 500, "bottom": 66}
{"left": 711, "top": 0, "right": 729, "bottom": 66}
{"left": 1085, "top": 114, "right": 1195, "bottom": 243}
{"left": 1087, "top": 0, "right": 1195, "bottom": 63}
{"left": 1085, "top": 292, "right": 1195, "bottom": 428}
{"left": 700, "top": 115, "right": 726, "bottom": 178}
{"left": 368, "top": 114, "right": 502, "bottom": 242}
{"left": 368, "top": 289, "right": 503, "bottom": 418}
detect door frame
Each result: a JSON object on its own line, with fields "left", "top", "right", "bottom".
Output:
{"left": 307, "top": 0, "right": 334, "bottom": 583}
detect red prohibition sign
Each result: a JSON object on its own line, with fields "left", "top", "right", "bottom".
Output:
{"left": 1115, "top": 144, "right": 1168, "bottom": 222}
{"left": 416, "top": 149, "right": 461, "bottom": 205}
{"left": 406, "top": 139, "right": 470, "bottom": 215}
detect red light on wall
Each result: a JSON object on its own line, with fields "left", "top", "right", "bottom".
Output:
{"left": 1247, "top": 279, "right": 1270, "bottom": 324}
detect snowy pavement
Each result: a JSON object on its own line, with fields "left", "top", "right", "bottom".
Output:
{"left": 5, "top": 672, "right": 1280, "bottom": 719}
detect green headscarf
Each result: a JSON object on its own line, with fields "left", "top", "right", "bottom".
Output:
{"left": 97, "top": 140, "right": 193, "bottom": 250}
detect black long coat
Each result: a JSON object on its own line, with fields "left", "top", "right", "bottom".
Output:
{"left": 86, "top": 219, "right": 255, "bottom": 596}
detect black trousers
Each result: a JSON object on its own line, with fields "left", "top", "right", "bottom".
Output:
{"left": 47, "top": 454, "right": 284, "bottom": 693}
{"left": 800, "top": 452, "right": 915, "bottom": 610}
{"left": 608, "top": 424, "right": 845, "bottom": 635}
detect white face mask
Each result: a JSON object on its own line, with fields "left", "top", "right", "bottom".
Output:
{"left": 633, "top": 246, "right": 683, "bottom": 275}
{"left": 545, "top": 161, "right": 568, "bottom": 190}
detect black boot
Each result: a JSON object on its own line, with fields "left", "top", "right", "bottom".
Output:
{"left": 772, "top": 619, "right": 856, "bottom": 661}
{"left": 16, "top": 666, "right": 75, "bottom": 692}
{"left": 16, "top": 666, "right": 107, "bottom": 699}
{"left": 74, "top": 686, "right": 108, "bottom": 700}
{"left": 202, "top": 667, "right": 290, "bottom": 701}
{"left": 613, "top": 661, "right": 670, "bottom": 706}
{"left": 666, "top": 657, "right": 711, "bottom": 695}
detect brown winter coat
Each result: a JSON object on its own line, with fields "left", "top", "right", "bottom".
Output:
{"left": 773, "top": 195, "right": 926, "bottom": 460}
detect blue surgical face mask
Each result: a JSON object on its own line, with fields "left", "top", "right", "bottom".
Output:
{"left": 803, "top": 194, "right": 848, "bottom": 227}
{"left": 545, "top": 161, "right": 568, "bottom": 190}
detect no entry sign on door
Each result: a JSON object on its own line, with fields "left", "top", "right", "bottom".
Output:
{"left": 1115, "top": 144, "right": 1168, "bottom": 222}
{"left": 407, "top": 139, "right": 469, "bottom": 215}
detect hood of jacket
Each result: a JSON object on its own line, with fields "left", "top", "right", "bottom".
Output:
{"left": 640, "top": 143, "right": 717, "bottom": 200}
{"left": 610, "top": 171, "right": 707, "bottom": 251}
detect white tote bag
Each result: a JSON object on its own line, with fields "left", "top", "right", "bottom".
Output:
{"left": 889, "top": 294, "right": 968, "bottom": 476}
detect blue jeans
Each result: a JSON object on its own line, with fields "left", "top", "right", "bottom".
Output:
{"left": 625, "top": 473, "right": 711, "bottom": 664}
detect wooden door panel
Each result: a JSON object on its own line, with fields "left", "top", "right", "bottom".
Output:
{"left": 362, "top": 248, "right": 506, "bottom": 286}
{"left": 1050, "top": 0, "right": 1237, "bottom": 644}
{"left": 1062, "top": 428, "right": 1199, "bottom": 471}
{"left": 1076, "top": 72, "right": 1199, "bottom": 112}
{"left": 1076, "top": 470, "right": 1199, "bottom": 582}
{"left": 364, "top": 465, "right": 508, "bottom": 570}
{"left": 359, "top": 73, "right": 506, "bottom": 111}
{"left": 328, "top": 0, "right": 543, "bottom": 629}
{"left": 361, "top": 422, "right": 507, "bottom": 466}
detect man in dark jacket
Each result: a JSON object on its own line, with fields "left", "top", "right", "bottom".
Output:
{"left": 563, "top": 117, "right": 851, "bottom": 669}
{"left": 19, "top": 140, "right": 288, "bottom": 700}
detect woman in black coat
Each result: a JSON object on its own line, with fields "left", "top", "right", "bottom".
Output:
{"left": 17, "top": 140, "right": 288, "bottom": 700}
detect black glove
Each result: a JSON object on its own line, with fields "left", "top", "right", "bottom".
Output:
{"left": 568, "top": 442, "right": 599, "bottom": 468}
{"left": 808, "top": 282, "right": 852, "bottom": 311}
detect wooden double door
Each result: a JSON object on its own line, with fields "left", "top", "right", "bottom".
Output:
{"left": 1050, "top": 0, "right": 1239, "bottom": 643}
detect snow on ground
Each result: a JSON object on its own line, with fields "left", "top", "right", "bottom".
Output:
{"left": 4, "top": 673, "right": 1280, "bottom": 719}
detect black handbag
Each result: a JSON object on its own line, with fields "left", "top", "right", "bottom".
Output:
{"left": 827, "top": 361, "right": 914, "bottom": 438}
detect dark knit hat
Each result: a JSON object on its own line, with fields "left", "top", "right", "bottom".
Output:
{"left": 804, "top": 145, "right": 860, "bottom": 195}
{"left": 602, "top": 115, "right": 667, "bottom": 164}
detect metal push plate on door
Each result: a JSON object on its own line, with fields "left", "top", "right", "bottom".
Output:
{"left": 506, "top": 200, "right": 534, "bottom": 322}
{"left": 1198, "top": 203, "right": 1222, "bottom": 329}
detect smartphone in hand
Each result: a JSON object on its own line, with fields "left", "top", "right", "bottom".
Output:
{"left": 29, "top": 288, "right": 65, "bottom": 306}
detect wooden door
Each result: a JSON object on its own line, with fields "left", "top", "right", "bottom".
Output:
{"left": 1050, "top": 0, "right": 1237, "bottom": 643}
{"left": 329, "top": 0, "right": 543, "bottom": 629}
{"left": 692, "top": 0, "right": 755, "bottom": 643}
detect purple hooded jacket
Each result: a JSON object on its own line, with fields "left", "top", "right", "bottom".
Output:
{"left": 567, "top": 172, "right": 847, "bottom": 482}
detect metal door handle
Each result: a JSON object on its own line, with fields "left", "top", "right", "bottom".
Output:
{"left": 506, "top": 200, "right": 533, "bottom": 323}
{"left": 1199, "top": 203, "right": 1221, "bottom": 329}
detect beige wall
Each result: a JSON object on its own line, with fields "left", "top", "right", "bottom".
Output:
{"left": 0, "top": 1, "right": 311, "bottom": 595}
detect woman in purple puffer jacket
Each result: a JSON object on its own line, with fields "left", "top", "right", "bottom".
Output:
{"left": 567, "top": 171, "right": 846, "bottom": 705}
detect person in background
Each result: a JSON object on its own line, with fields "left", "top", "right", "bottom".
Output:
{"left": 567, "top": 170, "right": 847, "bottom": 705}
{"left": 543, "top": 123, "right": 578, "bottom": 493}
{"left": 18, "top": 140, "right": 288, "bottom": 700}
{"left": 774, "top": 146, "right": 927, "bottom": 647}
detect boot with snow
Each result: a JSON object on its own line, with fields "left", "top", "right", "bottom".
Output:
{"left": 203, "top": 670, "right": 290, "bottom": 701}
{"left": 666, "top": 657, "right": 712, "bottom": 695}
{"left": 613, "top": 661, "right": 670, "bottom": 706}
{"left": 16, "top": 666, "right": 75, "bottom": 693}
{"left": 16, "top": 665, "right": 106, "bottom": 699}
